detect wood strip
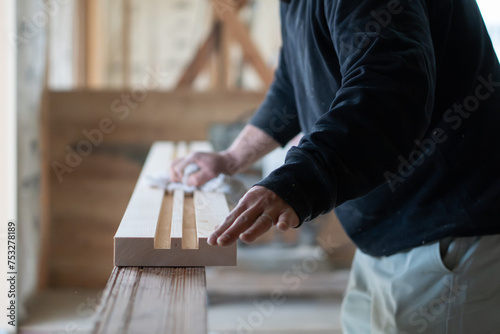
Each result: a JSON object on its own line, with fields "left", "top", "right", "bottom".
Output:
{"left": 182, "top": 196, "right": 198, "bottom": 249}
{"left": 92, "top": 267, "right": 207, "bottom": 334}
{"left": 115, "top": 142, "right": 174, "bottom": 239}
{"left": 170, "top": 189, "right": 184, "bottom": 248}
{"left": 153, "top": 192, "right": 174, "bottom": 249}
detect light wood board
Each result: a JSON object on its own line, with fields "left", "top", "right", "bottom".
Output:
{"left": 114, "top": 141, "right": 237, "bottom": 266}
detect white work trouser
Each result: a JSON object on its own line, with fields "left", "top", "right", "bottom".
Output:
{"left": 341, "top": 235, "right": 500, "bottom": 334}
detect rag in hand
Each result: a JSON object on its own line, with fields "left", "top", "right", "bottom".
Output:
{"left": 146, "top": 163, "right": 247, "bottom": 207}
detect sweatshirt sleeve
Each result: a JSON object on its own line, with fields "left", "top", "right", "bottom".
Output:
{"left": 256, "top": 0, "right": 436, "bottom": 224}
{"left": 249, "top": 48, "right": 302, "bottom": 147}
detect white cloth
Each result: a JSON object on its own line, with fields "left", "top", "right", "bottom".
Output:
{"left": 146, "top": 163, "right": 247, "bottom": 207}
{"left": 341, "top": 235, "right": 500, "bottom": 334}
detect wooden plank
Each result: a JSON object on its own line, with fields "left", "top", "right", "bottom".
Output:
{"left": 114, "top": 141, "right": 236, "bottom": 266}
{"left": 92, "top": 266, "right": 207, "bottom": 334}
{"left": 47, "top": 91, "right": 265, "bottom": 164}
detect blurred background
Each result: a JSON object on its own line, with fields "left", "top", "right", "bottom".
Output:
{"left": 3, "top": 0, "right": 499, "bottom": 333}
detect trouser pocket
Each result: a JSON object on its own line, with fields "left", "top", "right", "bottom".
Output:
{"left": 438, "top": 236, "right": 479, "bottom": 272}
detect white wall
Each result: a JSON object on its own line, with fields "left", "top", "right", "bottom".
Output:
{"left": 0, "top": 0, "right": 17, "bottom": 331}
{"left": 477, "top": 0, "right": 500, "bottom": 57}
{"left": 16, "top": 0, "right": 48, "bottom": 323}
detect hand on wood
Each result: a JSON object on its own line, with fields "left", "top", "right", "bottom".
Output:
{"left": 208, "top": 186, "right": 300, "bottom": 246}
{"left": 170, "top": 151, "right": 235, "bottom": 186}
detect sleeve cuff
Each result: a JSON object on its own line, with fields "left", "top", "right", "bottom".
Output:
{"left": 255, "top": 146, "right": 337, "bottom": 226}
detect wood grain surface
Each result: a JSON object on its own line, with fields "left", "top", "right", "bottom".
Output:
{"left": 92, "top": 266, "right": 207, "bottom": 334}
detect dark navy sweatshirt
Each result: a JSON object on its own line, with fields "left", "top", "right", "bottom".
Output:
{"left": 250, "top": 0, "right": 500, "bottom": 256}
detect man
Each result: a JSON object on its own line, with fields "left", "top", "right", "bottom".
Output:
{"left": 171, "top": 0, "right": 500, "bottom": 332}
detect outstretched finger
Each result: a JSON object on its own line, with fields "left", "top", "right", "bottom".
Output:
{"left": 216, "top": 207, "right": 262, "bottom": 246}
{"left": 239, "top": 214, "right": 275, "bottom": 243}
{"left": 276, "top": 210, "right": 300, "bottom": 232}
{"left": 207, "top": 204, "right": 247, "bottom": 246}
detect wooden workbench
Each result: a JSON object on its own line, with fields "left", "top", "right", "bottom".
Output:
{"left": 92, "top": 267, "right": 207, "bottom": 334}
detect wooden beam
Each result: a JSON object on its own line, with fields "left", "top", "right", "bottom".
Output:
{"left": 176, "top": 27, "right": 217, "bottom": 89}
{"left": 113, "top": 141, "right": 236, "bottom": 266}
{"left": 215, "top": 20, "right": 230, "bottom": 91}
{"left": 92, "top": 267, "right": 207, "bottom": 334}
{"left": 74, "top": 0, "right": 87, "bottom": 88}
{"left": 212, "top": 0, "right": 248, "bottom": 18}
{"left": 224, "top": 12, "right": 274, "bottom": 88}
{"left": 85, "top": 0, "right": 104, "bottom": 88}
{"left": 122, "top": 0, "right": 132, "bottom": 88}
{"left": 177, "top": 0, "right": 273, "bottom": 90}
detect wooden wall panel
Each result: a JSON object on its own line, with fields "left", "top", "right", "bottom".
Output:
{"left": 43, "top": 90, "right": 264, "bottom": 287}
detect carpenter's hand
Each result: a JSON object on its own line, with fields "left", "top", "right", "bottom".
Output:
{"left": 208, "top": 186, "right": 300, "bottom": 246}
{"left": 170, "top": 151, "right": 235, "bottom": 186}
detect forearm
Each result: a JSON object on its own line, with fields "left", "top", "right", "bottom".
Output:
{"left": 221, "top": 124, "right": 280, "bottom": 175}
